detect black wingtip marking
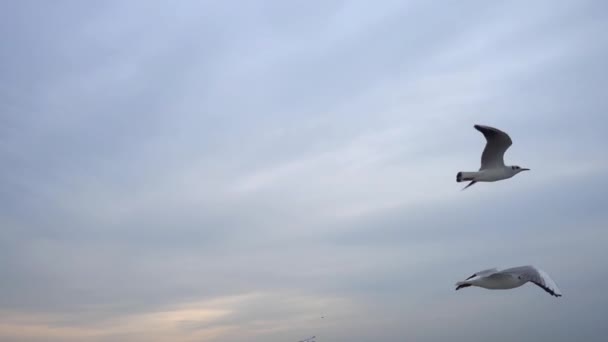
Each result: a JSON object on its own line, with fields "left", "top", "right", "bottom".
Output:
{"left": 473, "top": 124, "right": 502, "bottom": 140}
{"left": 455, "top": 284, "right": 471, "bottom": 291}
{"left": 532, "top": 281, "right": 561, "bottom": 298}
{"left": 474, "top": 124, "right": 487, "bottom": 133}
{"left": 465, "top": 273, "right": 476, "bottom": 280}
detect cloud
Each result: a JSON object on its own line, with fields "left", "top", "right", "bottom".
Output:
{"left": 1, "top": 0, "right": 608, "bottom": 341}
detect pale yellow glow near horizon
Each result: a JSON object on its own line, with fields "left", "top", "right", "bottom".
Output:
{"left": 0, "top": 299, "right": 232, "bottom": 341}
{"left": 0, "top": 291, "right": 349, "bottom": 341}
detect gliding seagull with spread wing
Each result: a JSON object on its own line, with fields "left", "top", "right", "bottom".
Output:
{"left": 457, "top": 125, "right": 529, "bottom": 190}
{"left": 455, "top": 265, "right": 562, "bottom": 297}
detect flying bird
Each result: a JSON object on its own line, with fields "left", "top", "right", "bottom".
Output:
{"left": 455, "top": 265, "right": 562, "bottom": 297}
{"left": 457, "top": 125, "right": 529, "bottom": 190}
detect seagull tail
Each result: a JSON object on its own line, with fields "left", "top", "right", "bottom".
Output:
{"left": 457, "top": 172, "right": 478, "bottom": 190}
{"left": 456, "top": 171, "right": 476, "bottom": 182}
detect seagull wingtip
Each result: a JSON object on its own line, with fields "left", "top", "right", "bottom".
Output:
{"left": 473, "top": 124, "right": 486, "bottom": 133}
{"left": 474, "top": 124, "right": 494, "bottom": 132}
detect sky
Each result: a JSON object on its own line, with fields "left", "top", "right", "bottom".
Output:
{"left": 1, "top": 0, "right": 608, "bottom": 341}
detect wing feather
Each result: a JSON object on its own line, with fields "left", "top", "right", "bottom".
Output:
{"left": 474, "top": 125, "right": 512, "bottom": 169}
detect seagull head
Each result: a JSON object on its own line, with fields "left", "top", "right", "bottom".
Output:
{"left": 511, "top": 165, "right": 530, "bottom": 174}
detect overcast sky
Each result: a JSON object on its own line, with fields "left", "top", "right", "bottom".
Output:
{"left": 1, "top": 1, "right": 608, "bottom": 341}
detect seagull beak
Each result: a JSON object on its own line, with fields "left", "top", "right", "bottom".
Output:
{"left": 522, "top": 168, "right": 530, "bottom": 171}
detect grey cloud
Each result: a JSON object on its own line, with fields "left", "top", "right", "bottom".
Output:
{"left": 1, "top": 0, "right": 608, "bottom": 341}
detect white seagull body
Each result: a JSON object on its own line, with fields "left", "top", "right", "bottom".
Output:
{"left": 457, "top": 125, "right": 529, "bottom": 190}
{"left": 455, "top": 265, "right": 562, "bottom": 297}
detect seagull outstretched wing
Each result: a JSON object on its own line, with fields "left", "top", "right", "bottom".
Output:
{"left": 465, "top": 268, "right": 498, "bottom": 280}
{"left": 500, "top": 265, "right": 562, "bottom": 297}
{"left": 474, "top": 125, "right": 513, "bottom": 169}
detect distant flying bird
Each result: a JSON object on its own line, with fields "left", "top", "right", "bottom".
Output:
{"left": 455, "top": 265, "right": 562, "bottom": 297}
{"left": 457, "top": 125, "right": 529, "bottom": 190}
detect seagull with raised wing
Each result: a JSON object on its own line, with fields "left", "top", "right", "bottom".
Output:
{"left": 456, "top": 125, "right": 529, "bottom": 190}
{"left": 455, "top": 265, "right": 562, "bottom": 297}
